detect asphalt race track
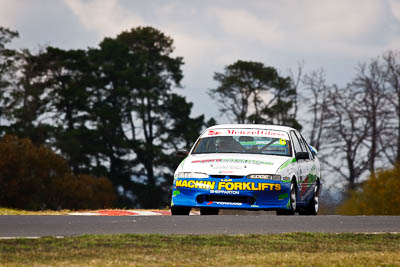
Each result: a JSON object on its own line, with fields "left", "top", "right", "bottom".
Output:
{"left": 1, "top": 215, "right": 400, "bottom": 237}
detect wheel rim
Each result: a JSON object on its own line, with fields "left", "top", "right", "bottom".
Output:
{"left": 314, "top": 184, "right": 319, "bottom": 213}
{"left": 290, "top": 182, "right": 296, "bottom": 211}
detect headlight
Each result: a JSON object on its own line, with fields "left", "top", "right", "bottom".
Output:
{"left": 247, "top": 174, "right": 281, "bottom": 180}
{"left": 177, "top": 172, "right": 209, "bottom": 179}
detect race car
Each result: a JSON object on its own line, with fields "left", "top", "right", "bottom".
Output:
{"left": 171, "top": 124, "right": 321, "bottom": 216}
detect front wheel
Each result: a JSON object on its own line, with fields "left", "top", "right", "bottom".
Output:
{"left": 299, "top": 181, "right": 320, "bottom": 216}
{"left": 276, "top": 180, "right": 297, "bottom": 216}
{"left": 171, "top": 206, "right": 191, "bottom": 215}
{"left": 200, "top": 207, "right": 219, "bottom": 215}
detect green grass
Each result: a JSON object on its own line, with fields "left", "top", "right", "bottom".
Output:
{"left": 1, "top": 233, "right": 400, "bottom": 266}
{"left": 0, "top": 207, "right": 72, "bottom": 215}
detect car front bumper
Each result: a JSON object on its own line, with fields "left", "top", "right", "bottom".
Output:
{"left": 171, "top": 177, "right": 291, "bottom": 210}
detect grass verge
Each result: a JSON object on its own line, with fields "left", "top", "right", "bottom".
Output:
{"left": 0, "top": 208, "right": 71, "bottom": 215}
{"left": 1, "top": 233, "right": 399, "bottom": 266}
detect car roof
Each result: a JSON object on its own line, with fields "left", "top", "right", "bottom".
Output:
{"left": 206, "top": 124, "right": 296, "bottom": 133}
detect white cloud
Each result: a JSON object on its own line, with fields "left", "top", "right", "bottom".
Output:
{"left": 207, "top": 0, "right": 400, "bottom": 58}
{"left": 213, "top": 8, "right": 283, "bottom": 46}
{"left": 3, "top": 0, "right": 400, "bottom": 118}
{"left": 388, "top": 0, "right": 400, "bottom": 22}
{"left": 63, "top": 0, "right": 144, "bottom": 38}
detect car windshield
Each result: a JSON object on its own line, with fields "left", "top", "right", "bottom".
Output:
{"left": 192, "top": 134, "right": 292, "bottom": 156}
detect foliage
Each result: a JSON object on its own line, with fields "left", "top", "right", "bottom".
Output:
{"left": 0, "top": 135, "right": 116, "bottom": 210}
{"left": 87, "top": 26, "right": 206, "bottom": 208}
{"left": 0, "top": 27, "right": 19, "bottom": 133}
{"left": 338, "top": 165, "right": 400, "bottom": 215}
{"left": 209, "top": 60, "right": 300, "bottom": 128}
{"left": 0, "top": 26, "right": 207, "bottom": 208}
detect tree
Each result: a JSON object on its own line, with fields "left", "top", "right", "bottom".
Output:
{"left": 300, "top": 69, "right": 330, "bottom": 151}
{"left": 3, "top": 49, "right": 54, "bottom": 145}
{"left": 0, "top": 135, "right": 116, "bottom": 210}
{"left": 0, "top": 27, "right": 19, "bottom": 131}
{"left": 0, "top": 26, "right": 206, "bottom": 208}
{"left": 31, "top": 47, "right": 97, "bottom": 174}
{"left": 381, "top": 50, "right": 400, "bottom": 164}
{"left": 353, "top": 60, "right": 391, "bottom": 172}
{"left": 324, "top": 85, "right": 371, "bottom": 191}
{"left": 89, "top": 26, "right": 206, "bottom": 208}
{"left": 209, "top": 60, "right": 300, "bottom": 128}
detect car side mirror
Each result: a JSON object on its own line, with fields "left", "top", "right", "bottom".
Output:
{"left": 309, "top": 145, "right": 318, "bottom": 156}
{"left": 176, "top": 150, "right": 189, "bottom": 157}
{"left": 295, "top": 152, "right": 309, "bottom": 160}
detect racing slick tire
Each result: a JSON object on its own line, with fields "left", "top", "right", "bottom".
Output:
{"left": 171, "top": 206, "right": 191, "bottom": 215}
{"left": 200, "top": 207, "right": 219, "bottom": 215}
{"left": 299, "top": 180, "right": 320, "bottom": 216}
{"left": 276, "top": 180, "right": 297, "bottom": 216}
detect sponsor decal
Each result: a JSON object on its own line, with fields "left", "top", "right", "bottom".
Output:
{"left": 218, "top": 181, "right": 281, "bottom": 191}
{"left": 278, "top": 193, "right": 288, "bottom": 200}
{"left": 240, "top": 141, "right": 288, "bottom": 146}
{"left": 175, "top": 179, "right": 281, "bottom": 191}
{"left": 191, "top": 159, "right": 221, "bottom": 163}
{"left": 207, "top": 130, "right": 222, "bottom": 136}
{"left": 207, "top": 201, "right": 242, "bottom": 206}
{"left": 213, "top": 165, "right": 242, "bottom": 170}
{"left": 175, "top": 180, "right": 216, "bottom": 189}
{"left": 192, "top": 158, "right": 273, "bottom": 166}
{"left": 210, "top": 190, "right": 239, "bottom": 195}
{"left": 173, "top": 190, "right": 180, "bottom": 196}
{"left": 214, "top": 201, "right": 242, "bottom": 206}
{"left": 279, "top": 158, "right": 297, "bottom": 170}
{"left": 204, "top": 129, "right": 289, "bottom": 139}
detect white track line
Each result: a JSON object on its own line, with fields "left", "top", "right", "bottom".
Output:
{"left": 68, "top": 210, "right": 200, "bottom": 216}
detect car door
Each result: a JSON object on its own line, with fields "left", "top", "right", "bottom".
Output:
{"left": 290, "top": 131, "right": 306, "bottom": 196}
{"left": 291, "top": 131, "right": 313, "bottom": 201}
{"left": 297, "top": 132, "right": 317, "bottom": 201}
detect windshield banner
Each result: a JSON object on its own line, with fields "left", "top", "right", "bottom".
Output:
{"left": 203, "top": 129, "right": 289, "bottom": 139}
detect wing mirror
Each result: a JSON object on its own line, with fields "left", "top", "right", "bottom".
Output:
{"left": 176, "top": 149, "right": 189, "bottom": 157}
{"left": 295, "top": 152, "right": 309, "bottom": 160}
{"left": 309, "top": 145, "right": 318, "bottom": 156}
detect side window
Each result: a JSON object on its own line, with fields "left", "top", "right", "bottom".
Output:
{"left": 292, "top": 131, "right": 311, "bottom": 160}
{"left": 293, "top": 132, "right": 307, "bottom": 153}
{"left": 299, "top": 134, "right": 314, "bottom": 160}
{"left": 290, "top": 131, "right": 302, "bottom": 153}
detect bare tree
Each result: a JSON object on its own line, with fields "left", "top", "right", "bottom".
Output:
{"left": 324, "top": 85, "right": 371, "bottom": 191}
{"left": 381, "top": 50, "right": 400, "bottom": 164}
{"left": 288, "top": 61, "right": 304, "bottom": 120}
{"left": 353, "top": 60, "right": 391, "bottom": 172}
{"left": 300, "top": 69, "right": 330, "bottom": 151}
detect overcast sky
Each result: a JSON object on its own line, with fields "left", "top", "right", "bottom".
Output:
{"left": 1, "top": 0, "right": 400, "bottom": 122}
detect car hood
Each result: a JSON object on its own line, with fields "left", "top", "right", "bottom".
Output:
{"left": 178, "top": 153, "right": 290, "bottom": 176}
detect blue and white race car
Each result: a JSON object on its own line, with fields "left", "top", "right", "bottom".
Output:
{"left": 171, "top": 124, "right": 321, "bottom": 215}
